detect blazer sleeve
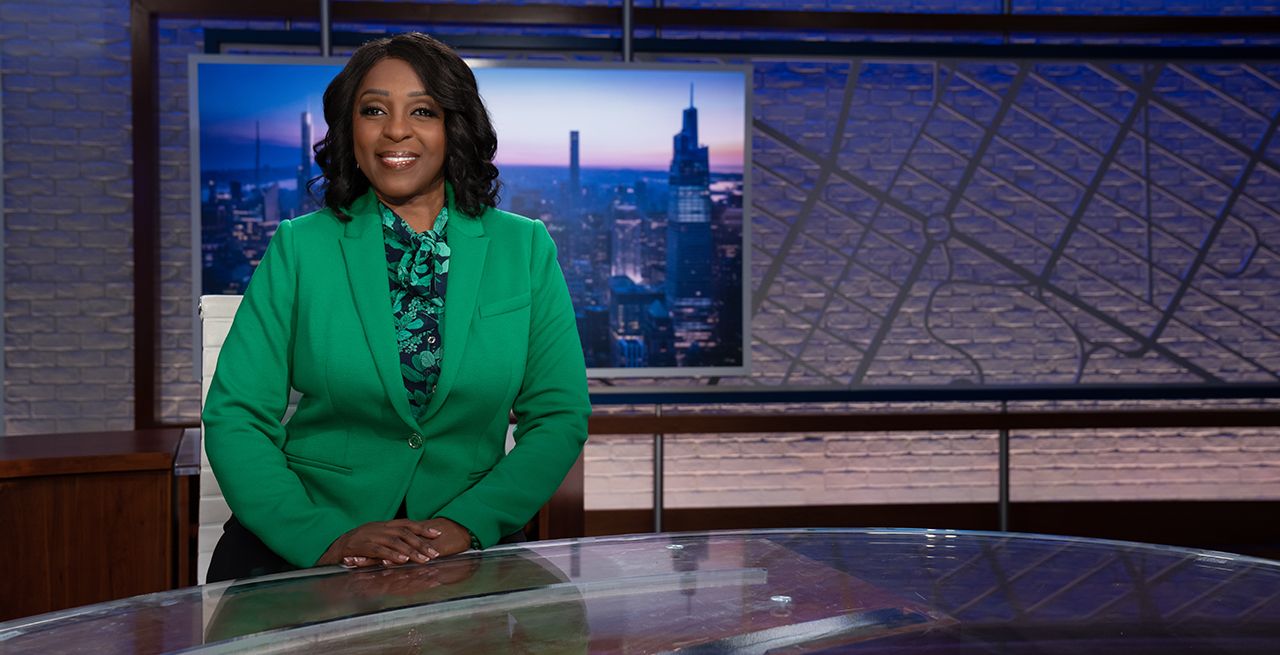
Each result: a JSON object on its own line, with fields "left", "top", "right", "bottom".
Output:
{"left": 435, "top": 220, "right": 590, "bottom": 547}
{"left": 202, "top": 219, "right": 351, "bottom": 567}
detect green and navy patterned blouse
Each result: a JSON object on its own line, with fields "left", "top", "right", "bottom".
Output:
{"left": 380, "top": 202, "right": 450, "bottom": 424}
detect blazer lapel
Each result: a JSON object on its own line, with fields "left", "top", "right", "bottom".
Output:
{"left": 420, "top": 188, "right": 488, "bottom": 422}
{"left": 339, "top": 190, "right": 418, "bottom": 431}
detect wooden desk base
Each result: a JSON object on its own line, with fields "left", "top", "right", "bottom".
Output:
{"left": 0, "top": 429, "right": 197, "bottom": 622}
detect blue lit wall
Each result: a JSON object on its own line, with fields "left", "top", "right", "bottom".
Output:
{"left": 747, "top": 58, "right": 1280, "bottom": 387}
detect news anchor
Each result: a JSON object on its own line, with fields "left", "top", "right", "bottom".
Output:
{"left": 202, "top": 32, "right": 590, "bottom": 581}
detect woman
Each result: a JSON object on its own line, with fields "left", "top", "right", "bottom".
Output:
{"left": 203, "top": 33, "right": 590, "bottom": 581}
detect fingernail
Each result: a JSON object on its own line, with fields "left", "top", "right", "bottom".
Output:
{"left": 398, "top": 554, "right": 409, "bottom": 562}
{"left": 428, "top": 529, "right": 442, "bottom": 537}
{"left": 428, "top": 548, "right": 439, "bottom": 558}
{"left": 343, "top": 557, "right": 354, "bottom": 566}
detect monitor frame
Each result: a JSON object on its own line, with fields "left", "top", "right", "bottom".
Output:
{"left": 188, "top": 53, "right": 753, "bottom": 382}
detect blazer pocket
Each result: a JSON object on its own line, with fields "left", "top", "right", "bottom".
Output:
{"left": 285, "top": 452, "right": 353, "bottom": 475}
{"left": 479, "top": 292, "right": 531, "bottom": 318}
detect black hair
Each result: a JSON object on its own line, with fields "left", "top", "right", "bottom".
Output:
{"left": 309, "top": 32, "right": 500, "bottom": 219}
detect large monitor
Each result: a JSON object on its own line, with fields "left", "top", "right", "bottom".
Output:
{"left": 190, "top": 55, "right": 751, "bottom": 378}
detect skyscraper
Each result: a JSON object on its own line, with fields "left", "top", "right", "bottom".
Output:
{"left": 254, "top": 120, "right": 262, "bottom": 189}
{"left": 666, "top": 85, "right": 715, "bottom": 364}
{"left": 296, "top": 110, "right": 314, "bottom": 212}
{"left": 569, "top": 130, "right": 580, "bottom": 202}
{"left": 610, "top": 200, "right": 644, "bottom": 283}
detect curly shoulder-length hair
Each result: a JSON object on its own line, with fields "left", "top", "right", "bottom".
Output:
{"left": 310, "top": 32, "right": 500, "bottom": 219}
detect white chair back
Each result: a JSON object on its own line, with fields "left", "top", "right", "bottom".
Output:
{"left": 197, "top": 295, "right": 242, "bottom": 584}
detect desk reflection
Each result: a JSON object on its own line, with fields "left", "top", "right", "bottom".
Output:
{"left": 205, "top": 548, "right": 587, "bottom": 653}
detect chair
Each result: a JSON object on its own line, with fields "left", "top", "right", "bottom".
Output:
{"left": 197, "top": 295, "right": 243, "bottom": 583}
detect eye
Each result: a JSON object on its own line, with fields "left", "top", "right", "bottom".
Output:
{"left": 412, "top": 106, "right": 439, "bottom": 118}
{"left": 359, "top": 105, "right": 385, "bottom": 116}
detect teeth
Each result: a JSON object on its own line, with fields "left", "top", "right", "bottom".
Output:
{"left": 382, "top": 156, "right": 416, "bottom": 164}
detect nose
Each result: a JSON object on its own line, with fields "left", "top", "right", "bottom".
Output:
{"left": 383, "top": 111, "right": 411, "bottom": 141}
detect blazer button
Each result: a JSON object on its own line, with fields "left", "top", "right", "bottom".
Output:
{"left": 408, "top": 432, "right": 423, "bottom": 449}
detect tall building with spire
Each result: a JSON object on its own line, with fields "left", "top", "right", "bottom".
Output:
{"left": 569, "top": 130, "right": 580, "bottom": 198}
{"left": 296, "top": 110, "right": 314, "bottom": 212}
{"left": 666, "top": 84, "right": 716, "bottom": 364}
{"left": 254, "top": 120, "right": 262, "bottom": 189}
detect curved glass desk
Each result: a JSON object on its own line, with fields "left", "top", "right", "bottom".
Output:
{"left": 3, "top": 529, "right": 1278, "bottom": 653}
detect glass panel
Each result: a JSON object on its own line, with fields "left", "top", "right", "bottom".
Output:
{"left": 1012, "top": 426, "right": 1280, "bottom": 502}
{"left": 660, "top": 430, "right": 999, "bottom": 508}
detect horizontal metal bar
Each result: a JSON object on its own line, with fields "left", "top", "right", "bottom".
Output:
{"left": 203, "top": 28, "right": 1280, "bottom": 61}
{"left": 588, "top": 408, "right": 1280, "bottom": 435}
{"left": 633, "top": 8, "right": 1280, "bottom": 36}
{"left": 589, "top": 383, "right": 1280, "bottom": 406}
{"left": 203, "top": 29, "right": 617, "bottom": 54}
{"left": 148, "top": 2, "right": 1280, "bottom": 35}
{"left": 630, "top": 38, "right": 1280, "bottom": 61}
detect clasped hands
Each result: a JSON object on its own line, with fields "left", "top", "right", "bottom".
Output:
{"left": 317, "top": 517, "right": 472, "bottom": 568}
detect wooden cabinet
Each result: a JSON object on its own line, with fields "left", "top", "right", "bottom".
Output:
{"left": 0, "top": 429, "right": 199, "bottom": 622}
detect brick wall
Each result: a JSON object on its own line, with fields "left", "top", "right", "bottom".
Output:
{"left": 2, "top": 0, "right": 134, "bottom": 434}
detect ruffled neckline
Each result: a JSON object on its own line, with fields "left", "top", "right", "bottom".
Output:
{"left": 380, "top": 203, "right": 450, "bottom": 296}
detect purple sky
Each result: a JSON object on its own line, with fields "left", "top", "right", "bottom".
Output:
{"left": 198, "top": 59, "right": 747, "bottom": 173}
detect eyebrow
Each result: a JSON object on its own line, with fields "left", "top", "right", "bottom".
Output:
{"left": 359, "top": 89, "right": 431, "bottom": 98}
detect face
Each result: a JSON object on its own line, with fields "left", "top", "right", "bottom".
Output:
{"left": 352, "top": 57, "right": 447, "bottom": 206}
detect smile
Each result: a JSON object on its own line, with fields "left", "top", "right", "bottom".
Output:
{"left": 378, "top": 153, "right": 419, "bottom": 169}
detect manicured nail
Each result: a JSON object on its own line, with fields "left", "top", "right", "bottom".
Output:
{"left": 428, "top": 528, "right": 442, "bottom": 537}
{"left": 427, "top": 548, "right": 439, "bottom": 558}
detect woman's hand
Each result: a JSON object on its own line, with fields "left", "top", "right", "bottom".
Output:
{"left": 338, "top": 518, "right": 475, "bottom": 568}
{"left": 417, "top": 518, "right": 473, "bottom": 557}
{"left": 316, "top": 519, "right": 443, "bottom": 567}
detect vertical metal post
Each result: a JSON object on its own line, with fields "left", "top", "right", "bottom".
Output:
{"left": 1002, "top": 0, "right": 1013, "bottom": 45}
{"left": 319, "top": 0, "right": 332, "bottom": 57}
{"left": 622, "top": 0, "right": 634, "bottom": 62}
{"left": 0, "top": 66, "right": 5, "bottom": 436}
{"left": 998, "top": 400, "right": 1010, "bottom": 531}
{"left": 653, "top": 404, "right": 664, "bottom": 533}
{"left": 1143, "top": 64, "right": 1154, "bottom": 305}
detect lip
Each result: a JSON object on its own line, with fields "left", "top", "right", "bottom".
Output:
{"left": 377, "top": 152, "right": 419, "bottom": 170}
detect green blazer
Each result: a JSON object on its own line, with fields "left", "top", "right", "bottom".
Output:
{"left": 203, "top": 186, "right": 590, "bottom": 567}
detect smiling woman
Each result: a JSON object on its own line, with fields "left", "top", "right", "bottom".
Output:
{"left": 312, "top": 33, "right": 500, "bottom": 228}
{"left": 350, "top": 58, "right": 449, "bottom": 231}
{"left": 201, "top": 33, "right": 590, "bottom": 583}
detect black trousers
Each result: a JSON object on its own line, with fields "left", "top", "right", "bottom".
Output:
{"left": 206, "top": 514, "right": 527, "bottom": 583}
{"left": 206, "top": 515, "right": 297, "bottom": 583}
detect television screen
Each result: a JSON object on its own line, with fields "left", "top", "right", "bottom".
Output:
{"left": 191, "top": 55, "right": 750, "bottom": 377}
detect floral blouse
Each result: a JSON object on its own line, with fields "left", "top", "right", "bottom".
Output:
{"left": 380, "top": 202, "right": 450, "bottom": 424}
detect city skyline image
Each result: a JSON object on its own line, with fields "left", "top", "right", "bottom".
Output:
{"left": 194, "top": 57, "right": 749, "bottom": 375}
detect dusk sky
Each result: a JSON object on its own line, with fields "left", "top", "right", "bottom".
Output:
{"left": 474, "top": 65, "right": 746, "bottom": 172}
{"left": 198, "top": 60, "right": 336, "bottom": 172}
{"left": 197, "top": 59, "right": 747, "bottom": 174}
